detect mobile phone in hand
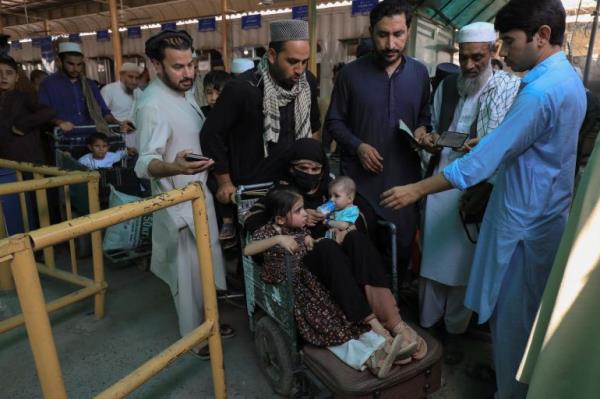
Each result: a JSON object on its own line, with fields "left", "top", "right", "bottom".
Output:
{"left": 185, "top": 153, "right": 212, "bottom": 162}
{"left": 436, "top": 131, "right": 469, "bottom": 149}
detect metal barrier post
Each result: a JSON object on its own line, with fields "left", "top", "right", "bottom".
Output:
{"left": 15, "top": 171, "right": 31, "bottom": 232}
{"left": 87, "top": 178, "right": 105, "bottom": 319}
{"left": 33, "top": 173, "right": 55, "bottom": 270}
{"left": 192, "top": 190, "right": 226, "bottom": 399}
{"left": 9, "top": 235, "right": 67, "bottom": 399}
{"left": 0, "top": 202, "right": 15, "bottom": 290}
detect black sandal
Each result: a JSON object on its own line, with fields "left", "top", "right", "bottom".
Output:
{"left": 220, "top": 323, "right": 236, "bottom": 339}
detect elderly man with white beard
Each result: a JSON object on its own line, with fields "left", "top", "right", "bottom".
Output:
{"left": 418, "top": 22, "right": 520, "bottom": 363}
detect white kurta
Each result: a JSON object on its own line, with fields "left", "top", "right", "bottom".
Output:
{"left": 101, "top": 81, "right": 142, "bottom": 147}
{"left": 420, "top": 79, "right": 488, "bottom": 287}
{"left": 134, "top": 78, "right": 226, "bottom": 337}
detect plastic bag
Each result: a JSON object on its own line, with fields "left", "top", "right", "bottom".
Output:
{"left": 102, "top": 186, "right": 152, "bottom": 251}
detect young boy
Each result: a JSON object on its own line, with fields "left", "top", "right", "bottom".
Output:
{"left": 78, "top": 132, "right": 135, "bottom": 169}
{"left": 201, "top": 70, "right": 237, "bottom": 245}
{"left": 324, "top": 176, "right": 360, "bottom": 241}
{"left": 201, "top": 70, "right": 232, "bottom": 117}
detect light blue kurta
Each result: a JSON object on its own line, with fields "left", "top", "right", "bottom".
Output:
{"left": 443, "top": 52, "right": 587, "bottom": 324}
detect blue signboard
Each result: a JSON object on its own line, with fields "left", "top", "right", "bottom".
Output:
{"left": 241, "top": 14, "right": 261, "bottom": 30}
{"left": 96, "top": 30, "right": 110, "bottom": 42}
{"left": 198, "top": 17, "right": 216, "bottom": 32}
{"left": 351, "top": 0, "right": 378, "bottom": 16}
{"left": 161, "top": 22, "right": 177, "bottom": 31}
{"left": 292, "top": 5, "right": 309, "bottom": 21}
{"left": 127, "top": 26, "right": 142, "bottom": 39}
{"left": 68, "top": 33, "right": 81, "bottom": 43}
{"left": 10, "top": 41, "right": 22, "bottom": 50}
{"left": 32, "top": 36, "right": 51, "bottom": 48}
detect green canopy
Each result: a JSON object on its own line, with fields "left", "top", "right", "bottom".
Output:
{"left": 416, "top": 0, "right": 510, "bottom": 29}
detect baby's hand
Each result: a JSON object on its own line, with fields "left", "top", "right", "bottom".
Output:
{"left": 304, "top": 235, "right": 315, "bottom": 251}
{"left": 276, "top": 235, "right": 299, "bottom": 254}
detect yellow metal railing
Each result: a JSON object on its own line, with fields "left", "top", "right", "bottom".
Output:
{"left": 0, "top": 159, "right": 105, "bottom": 329}
{"left": 0, "top": 183, "right": 226, "bottom": 398}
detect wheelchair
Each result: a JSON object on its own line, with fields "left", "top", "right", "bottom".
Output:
{"left": 235, "top": 183, "right": 442, "bottom": 398}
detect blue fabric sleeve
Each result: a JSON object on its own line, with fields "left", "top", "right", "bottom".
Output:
{"left": 326, "top": 70, "right": 363, "bottom": 152}
{"left": 443, "top": 91, "right": 550, "bottom": 190}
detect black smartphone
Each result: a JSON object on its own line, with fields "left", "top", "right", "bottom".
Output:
{"left": 185, "top": 153, "right": 212, "bottom": 162}
{"left": 436, "top": 131, "right": 469, "bottom": 149}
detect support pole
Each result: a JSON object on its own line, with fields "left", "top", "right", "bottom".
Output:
{"left": 221, "top": 0, "right": 230, "bottom": 72}
{"left": 584, "top": 0, "right": 600, "bottom": 87}
{"left": 33, "top": 173, "right": 55, "bottom": 270}
{"left": 87, "top": 179, "right": 105, "bottom": 320}
{"left": 308, "top": 0, "right": 318, "bottom": 76}
{"left": 10, "top": 236, "right": 67, "bottom": 399}
{"left": 192, "top": 188, "right": 226, "bottom": 398}
{"left": 108, "top": 0, "right": 123, "bottom": 76}
{"left": 44, "top": 19, "right": 50, "bottom": 36}
{"left": 0, "top": 202, "right": 15, "bottom": 291}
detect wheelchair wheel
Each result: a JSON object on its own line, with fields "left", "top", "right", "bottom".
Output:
{"left": 254, "top": 316, "right": 294, "bottom": 396}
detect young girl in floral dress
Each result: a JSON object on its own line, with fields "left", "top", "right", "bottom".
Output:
{"left": 244, "top": 188, "right": 416, "bottom": 378}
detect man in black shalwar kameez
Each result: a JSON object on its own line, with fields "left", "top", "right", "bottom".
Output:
{"left": 326, "top": 1, "right": 432, "bottom": 282}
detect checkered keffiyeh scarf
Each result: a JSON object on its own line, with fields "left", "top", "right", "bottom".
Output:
{"left": 258, "top": 55, "right": 312, "bottom": 157}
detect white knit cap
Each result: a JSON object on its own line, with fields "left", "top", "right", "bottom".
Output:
{"left": 231, "top": 58, "right": 254, "bottom": 74}
{"left": 58, "top": 42, "right": 83, "bottom": 54}
{"left": 120, "top": 62, "right": 142, "bottom": 74}
{"left": 457, "top": 22, "right": 496, "bottom": 44}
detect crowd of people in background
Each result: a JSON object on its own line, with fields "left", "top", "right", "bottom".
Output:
{"left": 0, "top": 0, "right": 597, "bottom": 396}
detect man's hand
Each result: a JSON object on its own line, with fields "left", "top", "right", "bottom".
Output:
{"left": 380, "top": 183, "right": 423, "bottom": 210}
{"left": 216, "top": 181, "right": 236, "bottom": 205}
{"left": 357, "top": 143, "right": 383, "bottom": 173}
{"left": 461, "top": 137, "right": 481, "bottom": 152}
{"left": 305, "top": 209, "right": 325, "bottom": 227}
{"left": 58, "top": 121, "right": 75, "bottom": 133}
{"left": 276, "top": 235, "right": 299, "bottom": 254}
{"left": 174, "top": 150, "right": 214, "bottom": 175}
{"left": 418, "top": 132, "right": 442, "bottom": 154}
{"left": 127, "top": 147, "right": 137, "bottom": 156}
{"left": 118, "top": 121, "right": 135, "bottom": 133}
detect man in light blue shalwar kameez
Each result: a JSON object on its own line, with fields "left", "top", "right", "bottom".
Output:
{"left": 379, "top": 1, "right": 586, "bottom": 398}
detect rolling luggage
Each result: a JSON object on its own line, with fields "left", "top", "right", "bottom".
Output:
{"left": 302, "top": 325, "right": 442, "bottom": 398}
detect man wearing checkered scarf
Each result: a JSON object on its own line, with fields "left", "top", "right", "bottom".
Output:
{"left": 201, "top": 19, "right": 321, "bottom": 207}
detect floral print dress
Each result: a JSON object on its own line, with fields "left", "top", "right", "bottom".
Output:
{"left": 251, "top": 224, "right": 369, "bottom": 347}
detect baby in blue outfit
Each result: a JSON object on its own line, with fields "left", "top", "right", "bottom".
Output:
{"left": 324, "top": 176, "right": 360, "bottom": 241}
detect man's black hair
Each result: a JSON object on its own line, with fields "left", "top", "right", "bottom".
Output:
{"left": 30, "top": 69, "right": 48, "bottom": 81}
{"left": 203, "top": 70, "right": 232, "bottom": 91}
{"left": 0, "top": 55, "right": 18, "bottom": 72}
{"left": 268, "top": 41, "right": 285, "bottom": 54}
{"left": 59, "top": 52, "right": 83, "bottom": 63}
{"left": 145, "top": 29, "right": 193, "bottom": 62}
{"left": 87, "top": 132, "right": 109, "bottom": 145}
{"left": 495, "top": 0, "right": 566, "bottom": 46}
{"left": 369, "top": 0, "right": 414, "bottom": 29}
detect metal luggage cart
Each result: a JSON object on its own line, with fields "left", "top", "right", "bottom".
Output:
{"left": 52, "top": 126, "right": 151, "bottom": 269}
{"left": 236, "top": 183, "right": 402, "bottom": 397}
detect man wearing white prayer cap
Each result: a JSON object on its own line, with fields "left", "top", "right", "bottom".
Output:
{"left": 230, "top": 57, "right": 254, "bottom": 75}
{"left": 101, "top": 62, "right": 143, "bottom": 146}
{"left": 201, "top": 19, "right": 321, "bottom": 208}
{"left": 39, "top": 41, "right": 131, "bottom": 135}
{"left": 417, "top": 20, "right": 522, "bottom": 364}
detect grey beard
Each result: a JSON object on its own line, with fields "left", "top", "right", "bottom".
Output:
{"left": 457, "top": 64, "right": 493, "bottom": 97}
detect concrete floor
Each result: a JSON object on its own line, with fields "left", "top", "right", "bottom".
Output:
{"left": 0, "top": 247, "right": 496, "bottom": 398}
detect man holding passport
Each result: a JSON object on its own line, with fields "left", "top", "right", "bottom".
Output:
{"left": 418, "top": 22, "right": 520, "bottom": 360}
